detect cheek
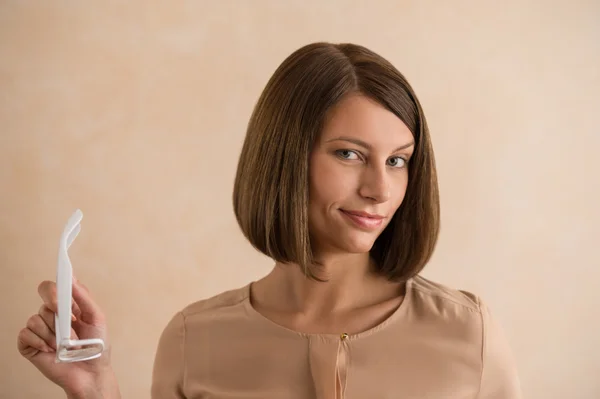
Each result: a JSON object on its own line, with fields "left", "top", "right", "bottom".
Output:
{"left": 390, "top": 177, "right": 409, "bottom": 208}
{"left": 311, "top": 175, "right": 347, "bottom": 202}
{"left": 309, "top": 158, "right": 354, "bottom": 206}
{"left": 309, "top": 179, "right": 334, "bottom": 211}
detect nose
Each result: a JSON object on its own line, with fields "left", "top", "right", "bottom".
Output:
{"left": 358, "top": 164, "right": 391, "bottom": 203}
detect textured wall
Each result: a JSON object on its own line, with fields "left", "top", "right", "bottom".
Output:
{"left": 2, "top": 1, "right": 599, "bottom": 398}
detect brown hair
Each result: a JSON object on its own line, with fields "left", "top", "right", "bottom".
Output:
{"left": 232, "top": 42, "right": 440, "bottom": 282}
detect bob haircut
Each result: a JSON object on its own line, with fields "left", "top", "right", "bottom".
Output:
{"left": 233, "top": 42, "right": 440, "bottom": 282}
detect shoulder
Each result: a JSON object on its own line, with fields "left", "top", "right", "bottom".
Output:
{"left": 408, "top": 274, "right": 501, "bottom": 343}
{"left": 405, "top": 275, "right": 485, "bottom": 352}
{"left": 408, "top": 275, "right": 522, "bottom": 398}
{"left": 157, "top": 283, "right": 250, "bottom": 335}
{"left": 179, "top": 283, "right": 250, "bottom": 320}
{"left": 151, "top": 284, "right": 252, "bottom": 397}
{"left": 154, "top": 283, "right": 251, "bottom": 355}
{"left": 410, "top": 274, "right": 483, "bottom": 315}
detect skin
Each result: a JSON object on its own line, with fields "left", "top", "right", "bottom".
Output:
{"left": 17, "top": 277, "right": 120, "bottom": 399}
{"left": 17, "top": 93, "right": 415, "bottom": 397}
{"left": 251, "top": 93, "right": 415, "bottom": 335}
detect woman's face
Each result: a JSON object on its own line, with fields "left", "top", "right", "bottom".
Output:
{"left": 308, "top": 93, "right": 415, "bottom": 256}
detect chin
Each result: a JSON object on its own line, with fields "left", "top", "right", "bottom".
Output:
{"left": 336, "top": 234, "right": 378, "bottom": 254}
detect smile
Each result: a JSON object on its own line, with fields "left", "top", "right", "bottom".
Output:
{"left": 339, "top": 210, "right": 384, "bottom": 230}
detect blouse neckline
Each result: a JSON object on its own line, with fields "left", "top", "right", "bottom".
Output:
{"left": 241, "top": 277, "right": 414, "bottom": 342}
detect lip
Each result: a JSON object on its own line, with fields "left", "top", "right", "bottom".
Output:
{"left": 341, "top": 210, "right": 385, "bottom": 219}
{"left": 340, "top": 209, "right": 385, "bottom": 230}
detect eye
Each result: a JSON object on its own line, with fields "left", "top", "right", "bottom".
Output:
{"left": 387, "top": 156, "right": 407, "bottom": 168}
{"left": 336, "top": 149, "right": 360, "bottom": 160}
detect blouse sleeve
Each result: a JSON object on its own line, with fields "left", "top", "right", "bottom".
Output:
{"left": 151, "top": 311, "right": 186, "bottom": 399}
{"left": 476, "top": 299, "right": 523, "bottom": 399}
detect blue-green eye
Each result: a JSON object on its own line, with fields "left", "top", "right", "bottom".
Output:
{"left": 336, "top": 149, "right": 360, "bottom": 160}
{"left": 387, "top": 156, "right": 407, "bottom": 168}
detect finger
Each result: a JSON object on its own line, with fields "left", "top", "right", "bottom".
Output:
{"left": 17, "top": 327, "right": 53, "bottom": 359}
{"left": 38, "top": 305, "right": 56, "bottom": 334}
{"left": 26, "top": 314, "right": 57, "bottom": 350}
{"left": 71, "top": 297, "right": 82, "bottom": 320}
{"left": 37, "top": 283, "right": 79, "bottom": 322}
{"left": 71, "top": 278, "right": 105, "bottom": 325}
{"left": 70, "top": 326, "right": 80, "bottom": 340}
{"left": 73, "top": 274, "right": 91, "bottom": 294}
{"left": 38, "top": 304, "right": 76, "bottom": 334}
{"left": 71, "top": 276, "right": 83, "bottom": 319}
{"left": 37, "top": 280, "right": 58, "bottom": 313}
{"left": 30, "top": 309, "right": 81, "bottom": 348}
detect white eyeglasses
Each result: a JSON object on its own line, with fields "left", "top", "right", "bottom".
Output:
{"left": 55, "top": 209, "right": 105, "bottom": 363}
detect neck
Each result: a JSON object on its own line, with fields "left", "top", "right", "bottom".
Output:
{"left": 261, "top": 252, "right": 384, "bottom": 316}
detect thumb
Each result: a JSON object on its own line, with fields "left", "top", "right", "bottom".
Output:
{"left": 71, "top": 279, "right": 105, "bottom": 326}
{"left": 73, "top": 275, "right": 86, "bottom": 291}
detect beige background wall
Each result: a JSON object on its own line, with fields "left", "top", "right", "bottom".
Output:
{"left": 1, "top": 1, "right": 598, "bottom": 398}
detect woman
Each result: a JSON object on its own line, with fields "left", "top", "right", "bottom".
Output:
{"left": 18, "top": 42, "right": 522, "bottom": 398}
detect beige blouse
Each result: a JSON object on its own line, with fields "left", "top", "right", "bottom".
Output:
{"left": 151, "top": 275, "right": 522, "bottom": 398}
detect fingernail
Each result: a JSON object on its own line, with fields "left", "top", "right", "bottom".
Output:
{"left": 71, "top": 313, "right": 77, "bottom": 322}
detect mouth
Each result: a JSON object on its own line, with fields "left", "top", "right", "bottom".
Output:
{"left": 339, "top": 209, "right": 385, "bottom": 230}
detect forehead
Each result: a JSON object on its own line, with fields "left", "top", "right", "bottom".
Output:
{"left": 319, "top": 93, "right": 414, "bottom": 146}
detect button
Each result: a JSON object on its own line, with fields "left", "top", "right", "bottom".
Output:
{"left": 340, "top": 332, "right": 348, "bottom": 340}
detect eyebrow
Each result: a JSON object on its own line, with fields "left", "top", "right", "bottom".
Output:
{"left": 326, "top": 136, "right": 415, "bottom": 153}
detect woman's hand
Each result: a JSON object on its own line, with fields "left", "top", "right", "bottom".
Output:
{"left": 17, "top": 277, "right": 121, "bottom": 399}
